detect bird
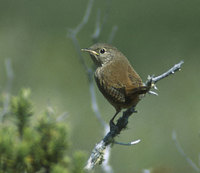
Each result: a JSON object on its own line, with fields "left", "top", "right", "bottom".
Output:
{"left": 81, "top": 43, "right": 148, "bottom": 125}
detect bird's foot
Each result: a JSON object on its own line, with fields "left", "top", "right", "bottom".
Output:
{"left": 109, "top": 120, "right": 118, "bottom": 132}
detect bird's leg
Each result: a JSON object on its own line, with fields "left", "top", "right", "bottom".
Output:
{"left": 109, "top": 110, "right": 120, "bottom": 130}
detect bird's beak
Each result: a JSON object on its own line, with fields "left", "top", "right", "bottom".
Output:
{"left": 81, "top": 48, "right": 99, "bottom": 56}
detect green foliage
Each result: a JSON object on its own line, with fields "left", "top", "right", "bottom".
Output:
{"left": 0, "top": 89, "right": 86, "bottom": 173}
{"left": 72, "top": 151, "right": 86, "bottom": 173}
{"left": 11, "top": 89, "right": 32, "bottom": 138}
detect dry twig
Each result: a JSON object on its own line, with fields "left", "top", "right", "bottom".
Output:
{"left": 0, "top": 59, "right": 14, "bottom": 121}
{"left": 172, "top": 130, "right": 200, "bottom": 172}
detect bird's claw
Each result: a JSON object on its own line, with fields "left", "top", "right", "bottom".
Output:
{"left": 109, "top": 120, "right": 118, "bottom": 131}
{"left": 148, "top": 90, "right": 158, "bottom": 96}
{"left": 146, "top": 75, "right": 159, "bottom": 96}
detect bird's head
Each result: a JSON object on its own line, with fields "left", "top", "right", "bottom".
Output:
{"left": 81, "top": 43, "right": 120, "bottom": 67}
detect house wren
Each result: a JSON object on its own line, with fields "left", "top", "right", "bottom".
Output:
{"left": 81, "top": 43, "right": 148, "bottom": 124}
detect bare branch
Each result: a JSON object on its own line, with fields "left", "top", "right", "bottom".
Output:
{"left": 199, "top": 153, "right": 200, "bottom": 167}
{"left": 71, "top": 0, "right": 94, "bottom": 35}
{"left": 107, "top": 25, "right": 118, "bottom": 44}
{"left": 91, "top": 0, "right": 112, "bottom": 43}
{"left": 146, "top": 61, "right": 184, "bottom": 89}
{"left": 0, "top": 58, "right": 14, "bottom": 121}
{"left": 67, "top": 0, "right": 94, "bottom": 73}
{"left": 101, "top": 143, "right": 113, "bottom": 173}
{"left": 56, "top": 112, "right": 69, "bottom": 122}
{"left": 89, "top": 70, "right": 106, "bottom": 128}
{"left": 85, "top": 106, "right": 135, "bottom": 170}
{"left": 142, "top": 169, "right": 151, "bottom": 173}
{"left": 115, "top": 139, "right": 141, "bottom": 146}
{"left": 92, "top": 9, "right": 101, "bottom": 43}
{"left": 172, "top": 130, "right": 200, "bottom": 172}
{"left": 69, "top": 36, "right": 89, "bottom": 73}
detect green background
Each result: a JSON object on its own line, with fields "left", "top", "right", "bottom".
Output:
{"left": 0, "top": 0, "right": 199, "bottom": 172}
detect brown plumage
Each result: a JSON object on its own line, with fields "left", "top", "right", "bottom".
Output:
{"left": 82, "top": 43, "right": 148, "bottom": 123}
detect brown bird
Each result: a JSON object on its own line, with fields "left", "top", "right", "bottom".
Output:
{"left": 81, "top": 43, "right": 148, "bottom": 125}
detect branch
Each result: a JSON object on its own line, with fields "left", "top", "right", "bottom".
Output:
{"left": 146, "top": 60, "right": 184, "bottom": 88}
{"left": 107, "top": 25, "right": 118, "bottom": 44}
{"left": 67, "top": 0, "right": 94, "bottom": 73}
{"left": 70, "top": 0, "right": 94, "bottom": 35}
{"left": 91, "top": 0, "right": 112, "bottom": 43}
{"left": 172, "top": 130, "right": 200, "bottom": 172}
{"left": 88, "top": 70, "right": 106, "bottom": 127}
{"left": 92, "top": 9, "right": 101, "bottom": 43}
{"left": 85, "top": 61, "right": 184, "bottom": 170}
{"left": 0, "top": 59, "right": 14, "bottom": 121}
{"left": 114, "top": 139, "right": 141, "bottom": 146}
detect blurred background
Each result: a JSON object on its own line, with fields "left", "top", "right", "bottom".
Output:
{"left": 0, "top": 0, "right": 200, "bottom": 172}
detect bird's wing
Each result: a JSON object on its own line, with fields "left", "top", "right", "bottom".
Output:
{"left": 96, "top": 77, "right": 126, "bottom": 103}
{"left": 95, "top": 60, "right": 147, "bottom": 103}
{"left": 95, "top": 67, "right": 126, "bottom": 103}
{"left": 125, "top": 64, "right": 149, "bottom": 95}
{"left": 105, "top": 85, "right": 126, "bottom": 103}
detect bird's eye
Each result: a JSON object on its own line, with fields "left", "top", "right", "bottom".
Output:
{"left": 100, "top": 48, "right": 105, "bottom": 54}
